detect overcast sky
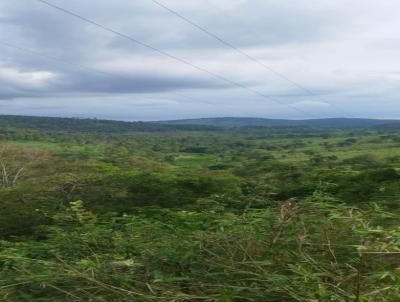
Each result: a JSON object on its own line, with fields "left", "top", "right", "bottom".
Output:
{"left": 0, "top": 0, "right": 399, "bottom": 120}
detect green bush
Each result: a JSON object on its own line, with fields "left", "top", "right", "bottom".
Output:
{"left": 1, "top": 198, "right": 400, "bottom": 301}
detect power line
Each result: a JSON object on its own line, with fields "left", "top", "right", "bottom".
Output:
{"left": 34, "top": 0, "right": 318, "bottom": 118}
{"left": 0, "top": 41, "right": 271, "bottom": 108}
{"left": 149, "top": 0, "right": 352, "bottom": 118}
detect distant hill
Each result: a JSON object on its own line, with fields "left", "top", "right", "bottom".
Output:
{"left": 0, "top": 115, "right": 219, "bottom": 133}
{"left": 161, "top": 117, "right": 400, "bottom": 129}
{"left": 1, "top": 115, "right": 400, "bottom": 133}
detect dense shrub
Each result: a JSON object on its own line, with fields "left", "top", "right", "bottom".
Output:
{"left": 1, "top": 198, "right": 399, "bottom": 301}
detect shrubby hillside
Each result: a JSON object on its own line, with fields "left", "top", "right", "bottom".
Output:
{"left": 0, "top": 115, "right": 219, "bottom": 133}
{"left": 1, "top": 115, "right": 400, "bottom": 301}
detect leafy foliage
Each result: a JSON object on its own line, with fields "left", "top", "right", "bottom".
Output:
{"left": 1, "top": 116, "right": 400, "bottom": 300}
{"left": 1, "top": 199, "right": 400, "bottom": 301}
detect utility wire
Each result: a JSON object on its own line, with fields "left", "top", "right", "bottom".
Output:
{"left": 150, "top": 0, "right": 352, "bottom": 118}
{"left": 35, "top": 0, "right": 318, "bottom": 118}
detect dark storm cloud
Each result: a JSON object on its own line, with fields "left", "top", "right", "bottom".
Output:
{"left": 55, "top": 70, "right": 229, "bottom": 94}
{"left": 0, "top": 65, "right": 228, "bottom": 99}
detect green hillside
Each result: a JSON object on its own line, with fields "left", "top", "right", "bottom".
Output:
{"left": 0, "top": 115, "right": 219, "bottom": 132}
{"left": 1, "top": 117, "right": 400, "bottom": 300}
{"left": 2, "top": 115, "right": 400, "bottom": 134}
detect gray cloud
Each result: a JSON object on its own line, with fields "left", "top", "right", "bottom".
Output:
{"left": 0, "top": 0, "right": 400, "bottom": 119}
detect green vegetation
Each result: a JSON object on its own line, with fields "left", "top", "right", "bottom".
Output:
{"left": 1, "top": 115, "right": 400, "bottom": 301}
